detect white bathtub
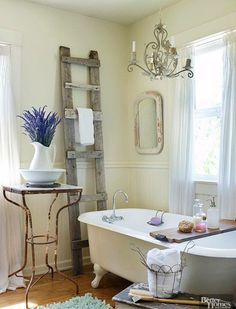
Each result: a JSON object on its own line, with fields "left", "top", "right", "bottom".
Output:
{"left": 79, "top": 208, "right": 236, "bottom": 295}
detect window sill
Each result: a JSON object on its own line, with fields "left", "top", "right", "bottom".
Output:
{"left": 194, "top": 179, "right": 217, "bottom": 185}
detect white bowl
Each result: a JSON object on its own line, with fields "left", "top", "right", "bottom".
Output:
{"left": 20, "top": 169, "right": 66, "bottom": 185}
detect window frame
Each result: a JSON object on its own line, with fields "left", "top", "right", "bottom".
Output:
{"left": 193, "top": 43, "right": 223, "bottom": 182}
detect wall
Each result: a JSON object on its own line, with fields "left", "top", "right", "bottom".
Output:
{"left": 0, "top": 0, "right": 128, "bottom": 273}
{"left": 127, "top": 0, "right": 236, "bottom": 214}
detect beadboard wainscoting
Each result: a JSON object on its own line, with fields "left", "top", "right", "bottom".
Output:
{"left": 105, "top": 161, "right": 169, "bottom": 210}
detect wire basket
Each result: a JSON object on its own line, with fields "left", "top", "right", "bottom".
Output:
{"left": 133, "top": 241, "right": 194, "bottom": 298}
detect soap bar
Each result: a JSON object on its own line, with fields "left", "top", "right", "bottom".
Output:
{"left": 148, "top": 217, "right": 162, "bottom": 226}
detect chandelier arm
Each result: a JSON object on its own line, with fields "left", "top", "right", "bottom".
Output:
{"left": 127, "top": 62, "right": 153, "bottom": 76}
{"left": 167, "top": 68, "right": 194, "bottom": 78}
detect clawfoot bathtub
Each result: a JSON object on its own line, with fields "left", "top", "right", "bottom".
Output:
{"left": 79, "top": 208, "right": 236, "bottom": 295}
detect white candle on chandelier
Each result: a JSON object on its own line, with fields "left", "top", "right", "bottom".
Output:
{"left": 131, "top": 41, "right": 137, "bottom": 63}
{"left": 132, "top": 41, "right": 136, "bottom": 52}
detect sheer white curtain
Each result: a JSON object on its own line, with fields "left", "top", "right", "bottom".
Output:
{"left": 0, "top": 44, "right": 25, "bottom": 292}
{"left": 218, "top": 32, "right": 236, "bottom": 220}
{"left": 169, "top": 47, "right": 195, "bottom": 215}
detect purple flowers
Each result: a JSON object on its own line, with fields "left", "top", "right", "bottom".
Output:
{"left": 18, "top": 106, "right": 62, "bottom": 147}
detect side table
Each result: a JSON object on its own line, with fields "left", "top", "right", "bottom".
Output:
{"left": 3, "top": 184, "right": 83, "bottom": 309}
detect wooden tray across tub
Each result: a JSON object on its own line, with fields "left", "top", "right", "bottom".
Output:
{"left": 150, "top": 219, "right": 236, "bottom": 243}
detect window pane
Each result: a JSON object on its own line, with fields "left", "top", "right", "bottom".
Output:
{"left": 195, "top": 47, "right": 223, "bottom": 110}
{"left": 194, "top": 42, "right": 223, "bottom": 180}
{"left": 194, "top": 116, "right": 220, "bottom": 178}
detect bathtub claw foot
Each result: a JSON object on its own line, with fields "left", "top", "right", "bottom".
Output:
{"left": 91, "top": 263, "right": 107, "bottom": 288}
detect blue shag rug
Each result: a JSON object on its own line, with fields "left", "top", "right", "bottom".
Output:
{"left": 38, "top": 293, "right": 113, "bottom": 309}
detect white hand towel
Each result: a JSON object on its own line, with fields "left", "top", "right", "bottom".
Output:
{"left": 74, "top": 107, "right": 94, "bottom": 145}
{"left": 147, "top": 248, "right": 181, "bottom": 298}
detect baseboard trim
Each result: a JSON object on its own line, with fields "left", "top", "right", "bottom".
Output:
{"left": 75, "top": 161, "right": 169, "bottom": 169}
{"left": 21, "top": 161, "right": 169, "bottom": 170}
{"left": 23, "top": 256, "right": 91, "bottom": 276}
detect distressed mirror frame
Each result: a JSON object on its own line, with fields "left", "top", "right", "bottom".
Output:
{"left": 134, "top": 91, "right": 164, "bottom": 154}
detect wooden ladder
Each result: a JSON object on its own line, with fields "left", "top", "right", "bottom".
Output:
{"left": 59, "top": 46, "right": 107, "bottom": 274}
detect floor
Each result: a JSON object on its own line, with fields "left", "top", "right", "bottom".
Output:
{"left": 0, "top": 265, "right": 131, "bottom": 308}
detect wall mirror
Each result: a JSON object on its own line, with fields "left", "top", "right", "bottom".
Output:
{"left": 134, "top": 91, "right": 164, "bottom": 154}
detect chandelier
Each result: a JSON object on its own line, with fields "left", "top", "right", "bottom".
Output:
{"left": 127, "top": 21, "right": 194, "bottom": 79}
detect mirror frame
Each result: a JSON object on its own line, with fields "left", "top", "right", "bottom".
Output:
{"left": 134, "top": 91, "right": 164, "bottom": 154}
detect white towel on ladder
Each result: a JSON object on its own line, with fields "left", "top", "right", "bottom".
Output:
{"left": 75, "top": 107, "right": 94, "bottom": 145}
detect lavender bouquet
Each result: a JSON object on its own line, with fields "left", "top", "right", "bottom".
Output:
{"left": 18, "top": 106, "right": 62, "bottom": 147}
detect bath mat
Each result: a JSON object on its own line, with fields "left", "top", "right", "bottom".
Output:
{"left": 38, "top": 293, "right": 113, "bottom": 309}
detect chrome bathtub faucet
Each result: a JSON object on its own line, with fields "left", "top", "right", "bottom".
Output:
{"left": 102, "top": 190, "right": 128, "bottom": 223}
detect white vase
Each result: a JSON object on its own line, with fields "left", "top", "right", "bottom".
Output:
{"left": 207, "top": 207, "right": 220, "bottom": 229}
{"left": 29, "top": 142, "right": 56, "bottom": 170}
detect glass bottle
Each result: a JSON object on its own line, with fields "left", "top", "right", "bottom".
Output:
{"left": 196, "top": 204, "right": 207, "bottom": 232}
{"left": 207, "top": 197, "right": 219, "bottom": 229}
{"left": 192, "top": 199, "right": 202, "bottom": 227}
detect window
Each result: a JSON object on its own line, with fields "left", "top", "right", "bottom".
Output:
{"left": 193, "top": 41, "right": 224, "bottom": 181}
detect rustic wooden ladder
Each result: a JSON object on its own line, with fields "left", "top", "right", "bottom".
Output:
{"left": 59, "top": 46, "right": 107, "bottom": 274}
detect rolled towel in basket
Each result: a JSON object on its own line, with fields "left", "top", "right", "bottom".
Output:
{"left": 147, "top": 248, "right": 181, "bottom": 298}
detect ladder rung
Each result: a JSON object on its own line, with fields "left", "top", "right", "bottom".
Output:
{"left": 77, "top": 151, "right": 103, "bottom": 159}
{"left": 80, "top": 192, "right": 107, "bottom": 202}
{"left": 71, "top": 239, "right": 89, "bottom": 250}
{"left": 62, "top": 56, "right": 100, "bottom": 67}
{"left": 64, "top": 108, "right": 102, "bottom": 121}
{"left": 66, "top": 150, "right": 103, "bottom": 159}
{"left": 65, "top": 82, "right": 100, "bottom": 91}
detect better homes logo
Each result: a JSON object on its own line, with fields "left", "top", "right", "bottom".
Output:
{"left": 201, "top": 297, "right": 232, "bottom": 308}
